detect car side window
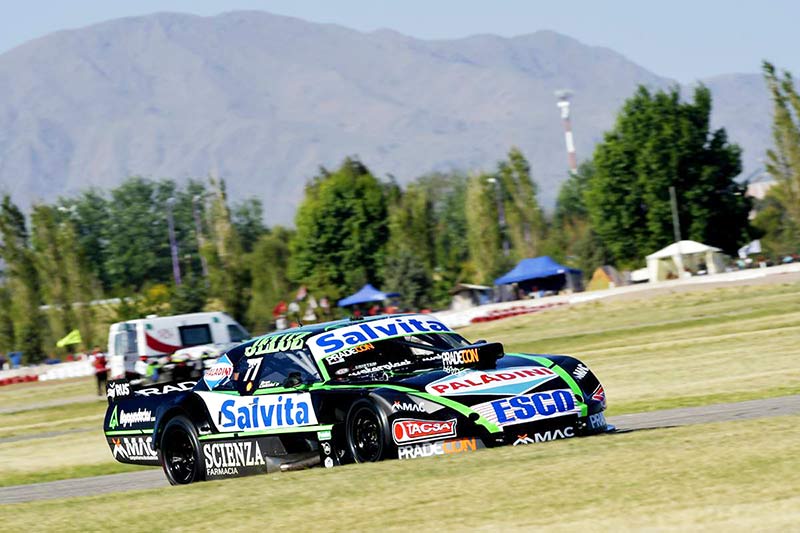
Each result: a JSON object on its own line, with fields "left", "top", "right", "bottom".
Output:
{"left": 255, "top": 350, "right": 321, "bottom": 390}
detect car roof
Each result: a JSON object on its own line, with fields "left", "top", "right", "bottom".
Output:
{"left": 259, "top": 313, "right": 425, "bottom": 337}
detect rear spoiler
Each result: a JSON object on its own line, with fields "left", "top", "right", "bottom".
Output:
{"left": 441, "top": 342, "right": 504, "bottom": 373}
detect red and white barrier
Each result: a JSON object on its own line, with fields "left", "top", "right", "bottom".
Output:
{"left": 0, "top": 360, "right": 93, "bottom": 386}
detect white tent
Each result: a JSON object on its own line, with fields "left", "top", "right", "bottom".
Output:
{"left": 646, "top": 240, "right": 726, "bottom": 282}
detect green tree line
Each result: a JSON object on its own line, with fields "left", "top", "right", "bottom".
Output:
{"left": 3, "top": 67, "right": 798, "bottom": 363}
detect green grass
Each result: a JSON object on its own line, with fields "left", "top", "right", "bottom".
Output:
{"left": 4, "top": 415, "right": 799, "bottom": 531}
{"left": 1, "top": 280, "right": 799, "bottom": 491}
{"left": 0, "top": 376, "right": 100, "bottom": 411}
{"left": 462, "top": 281, "right": 800, "bottom": 415}
{"left": 0, "top": 428, "right": 147, "bottom": 487}
{"left": 0, "top": 463, "right": 145, "bottom": 489}
{"left": 0, "top": 400, "right": 107, "bottom": 439}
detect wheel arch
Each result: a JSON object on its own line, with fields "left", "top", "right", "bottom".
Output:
{"left": 152, "top": 393, "right": 211, "bottom": 451}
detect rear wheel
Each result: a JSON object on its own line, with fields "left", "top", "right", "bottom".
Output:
{"left": 159, "top": 416, "right": 205, "bottom": 485}
{"left": 346, "top": 400, "right": 389, "bottom": 463}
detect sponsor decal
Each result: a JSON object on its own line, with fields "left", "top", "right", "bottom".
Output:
{"left": 473, "top": 389, "right": 580, "bottom": 427}
{"left": 348, "top": 359, "right": 412, "bottom": 378}
{"left": 118, "top": 408, "right": 155, "bottom": 427}
{"left": 426, "top": 367, "right": 557, "bottom": 396}
{"left": 307, "top": 315, "right": 452, "bottom": 358}
{"left": 244, "top": 332, "right": 310, "bottom": 357}
{"left": 512, "top": 434, "right": 535, "bottom": 446}
{"left": 203, "top": 441, "right": 265, "bottom": 477}
{"left": 317, "top": 430, "right": 332, "bottom": 441}
{"left": 111, "top": 436, "right": 159, "bottom": 463}
{"left": 592, "top": 384, "right": 606, "bottom": 405}
{"left": 259, "top": 379, "right": 280, "bottom": 388}
{"left": 573, "top": 363, "right": 589, "bottom": 380}
{"left": 109, "top": 406, "right": 119, "bottom": 429}
{"left": 134, "top": 381, "right": 196, "bottom": 396}
{"left": 588, "top": 412, "right": 607, "bottom": 430}
{"left": 321, "top": 441, "right": 332, "bottom": 455}
{"left": 203, "top": 354, "right": 233, "bottom": 390}
{"left": 397, "top": 438, "right": 482, "bottom": 460}
{"left": 197, "top": 391, "right": 319, "bottom": 433}
{"left": 244, "top": 358, "right": 262, "bottom": 378}
{"left": 324, "top": 457, "right": 335, "bottom": 468}
{"left": 391, "top": 400, "right": 425, "bottom": 413}
{"left": 325, "top": 343, "right": 375, "bottom": 365}
{"left": 532, "top": 426, "right": 575, "bottom": 442}
{"left": 441, "top": 348, "right": 479, "bottom": 372}
{"left": 392, "top": 418, "right": 457, "bottom": 444}
{"left": 106, "top": 381, "right": 130, "bottom": 400}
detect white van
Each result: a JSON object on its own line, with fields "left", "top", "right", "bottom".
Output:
{"left": 107, "top": 311, "right": 250, "bottom": 379}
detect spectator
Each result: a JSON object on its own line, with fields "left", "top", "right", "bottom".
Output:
{"left": 90, "top": 347, "right": 108, "bottom": 396}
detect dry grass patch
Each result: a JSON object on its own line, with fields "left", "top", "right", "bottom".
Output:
{"left": 462, "top": 281, "right": 800, "bottom": 414}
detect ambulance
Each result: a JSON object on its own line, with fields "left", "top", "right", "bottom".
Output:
{"left": 107, "top": 311, "right": 250, "bottom": 379}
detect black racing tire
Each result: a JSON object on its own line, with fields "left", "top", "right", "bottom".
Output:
{"left": 345, "top": 400, "right": 390, "bottom": 463}
{"left": 159, "top": 415, "right": 205, "bottom": 485}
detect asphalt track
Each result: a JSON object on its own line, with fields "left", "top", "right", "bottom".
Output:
{"left": 1, "top": 394, "right": 798, "bottom": 505}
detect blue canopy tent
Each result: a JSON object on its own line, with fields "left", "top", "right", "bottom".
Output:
{"left": 494, "top": 256, "right": 583, "bottom": 294}
{"left": 338, "top": 284, "right": 400, "bottom": 307}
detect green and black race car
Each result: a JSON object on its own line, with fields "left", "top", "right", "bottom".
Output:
{"left": 103, "top": 313, "right": 610, "bottom": 484}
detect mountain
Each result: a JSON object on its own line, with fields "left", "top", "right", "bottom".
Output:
{"left": 0, "top": 11, "right": 771, "bottom": 224}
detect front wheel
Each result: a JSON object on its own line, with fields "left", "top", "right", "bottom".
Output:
{"left": 159, "top": 416, "right": 205, "bottom": 485}
{"left": 345, "top": 400, "right": 390, "bottom": 463}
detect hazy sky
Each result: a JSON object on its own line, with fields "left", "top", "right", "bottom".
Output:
{"left": 2, "top": 1, "right": 798, "bottom": 82}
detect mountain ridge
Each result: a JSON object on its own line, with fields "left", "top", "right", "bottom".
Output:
{"left": 0, "top": 10, "right": 770, "bottom": 224}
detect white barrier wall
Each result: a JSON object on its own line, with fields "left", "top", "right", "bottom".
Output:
{"left": 0, "top": 360, "right": 94, "bottom": 382}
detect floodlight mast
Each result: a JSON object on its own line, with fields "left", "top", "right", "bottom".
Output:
{"left": 555, "top": 90, "right": 578, "bottom": 175}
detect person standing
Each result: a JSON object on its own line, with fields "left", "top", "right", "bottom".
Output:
{"left": 91, "top": 347, "right": 108, "bottom": 396}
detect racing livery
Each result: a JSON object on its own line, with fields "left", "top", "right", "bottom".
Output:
{"left": 103, "top": 314, "right": 610, "bottom": 484}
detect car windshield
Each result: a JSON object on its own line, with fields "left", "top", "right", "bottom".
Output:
{"left": 254, "top": 349, "right": 321, "bottom": 389}
{"left": 323, "top": 332, "right": 471, "bottom": 380}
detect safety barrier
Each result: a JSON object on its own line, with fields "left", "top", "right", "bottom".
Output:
{"left": 0, "top": 360, "right": 93, "bottom": 386}
{"left": 469, "top": 303, "right": 564, "bottom": 324}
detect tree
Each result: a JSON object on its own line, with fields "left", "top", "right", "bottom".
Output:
{"left": 543, "top": 162, "right": 608, "bottom": 275}
{"left": 759, "top": 61, "right": 800, "bottom": 252}
{"left": 423, "top": 173, "right": 470, "bottom": 305}
{"left": 246, "top": 227, "right": 293, "bottom": 334}
{"left": 383, "top": 181, "right": 435, "bottom": 306}
{"left": 464, "top": 173, "right": 505, "bottom": 284}
{"left": 0, "top": 285, "right": 15, "bottom": 352}
{"left": 289, "top": 158, "right": 389, "bottom": 298}
{"left": 383, "top": 250, "right": 432, "bottom": 310}
{"left": 100, "top": 177, "right": 206, "bottom": 292}
{"left": 496, "top": 147, "right": 547, "bottom": 259}
{"left": 103, "top": 178, "right": 172, "bottom": 290}
{"left": 232, "top": 198, "right": 267, "bottom": 253}
{"left": 0, "top": 196, "right": 46, "bottom": 363}
{"left": 204, "top": 179, "right": 249, "bottom": 323}
{"left": 170, "top": 272, "right": 208, "bottom": 315}
{"left": 585, "top": 85, "right": 751, "bottom": 266}
{"left": 62, "top": 189, "right": 111, "bottom": 289}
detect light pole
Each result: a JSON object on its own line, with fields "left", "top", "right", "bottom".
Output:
{"left": 192, "top": 195, "right": 209, "bottom": 279}
{"left": 166, "top": 197, "right": 182, "bottom": 286}
{"left": 487, "top": 177, "right": 510, "bottom": 257}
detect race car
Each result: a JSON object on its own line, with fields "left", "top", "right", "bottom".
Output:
{"left": 103, "top": 313, "right": 610, "bottom": 484}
